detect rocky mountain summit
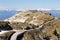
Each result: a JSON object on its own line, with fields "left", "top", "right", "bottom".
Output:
{"left": 0, "top": 10, "right": 60, "bottom": 40}
{"left": 4, "top": 10, "right": 55, "bottom": 30}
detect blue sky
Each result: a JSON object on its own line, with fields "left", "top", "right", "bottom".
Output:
{"left": 0, "top": 0, "right": 60, "bottom": 10}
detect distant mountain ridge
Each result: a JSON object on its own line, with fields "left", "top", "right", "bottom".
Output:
{"left": 40, "top": 10, "right": 60, "bottom": 18}
{"left": 0, "top": 10, "right": 16, "bottom": 20}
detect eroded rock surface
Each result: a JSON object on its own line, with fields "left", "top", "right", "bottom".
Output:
{"left": 0, "top": 10, "right": 60, "bottom": 40}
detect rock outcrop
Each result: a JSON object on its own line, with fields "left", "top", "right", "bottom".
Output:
{"left": 4, "top": 10, "right": 55, "bottom": 30}
{"left": 0, "top": 10, "right": 60, "bottom": 40}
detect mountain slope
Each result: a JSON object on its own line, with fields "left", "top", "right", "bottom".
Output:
{"left": 0, "top": 10, "right": 60, "bottom": 40}
{"left": 4, "top": 10, "right": 56, "bottom": 30}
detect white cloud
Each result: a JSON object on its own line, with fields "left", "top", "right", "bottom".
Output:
{"left": 37, "top": 8, "right": 51, "bottom": 11}
{"left": 0, "top": 7, "right": 60, "bottom": 11}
